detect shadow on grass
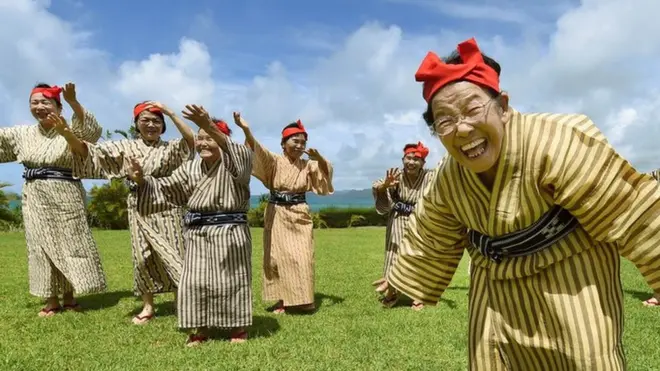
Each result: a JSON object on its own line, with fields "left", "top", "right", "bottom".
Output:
{"left": 76, "top": 290, "right": 133, "bottom": 312}
{"left": 264, "top": 292, "right": 346, "bottom": 316}
{"left": 624, "top": 289, "right": 654, "bottom": 301}
{"left": 181, "top": 316, "right": 281, "bottom": 341}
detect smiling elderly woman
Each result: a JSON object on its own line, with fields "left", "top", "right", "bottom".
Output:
{"left": 0, "top": 83, "right": 107, "bottom": 316}
{"left": 380, "top": 38, "right": 660, "bottom": 370}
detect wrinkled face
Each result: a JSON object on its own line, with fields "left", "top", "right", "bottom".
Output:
{"left": 136, "top": 111, "right": 164, "bottom": 142}
{"left": 30, "top": 93, "right": 61, "bottom": 126}
{"left": 282, "top": 134, "right": 307, "bottom": 159}
{"left": 431, "top": 81, "right": 509, "bottom": 174}
{"left": 402, "top": 153, "right": 425, "bottom": 175}
{"left": 195, "top": 129, "right": 221, "bottom": 162}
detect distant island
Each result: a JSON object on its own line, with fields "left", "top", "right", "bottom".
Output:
{"left": 8, "top": 188, "right": 375, "bottom": 211}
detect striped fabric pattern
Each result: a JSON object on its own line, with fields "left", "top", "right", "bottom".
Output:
{"left": 0, "top": 111, "right": 107, "bottom": 297}
{"left": 387, "top": 109, "right": 660, "bottom": 369}
{"left": 74, "top": 138, "right": 192, "bottom": 295}
{"left": 372, "top": 168, "right": 435, "bottom": 277}
{"left": 250, "top": 139, "right": 334, "bottom": 307}
{"left": 142, "top": 140, "right": 254, "bottom": 329}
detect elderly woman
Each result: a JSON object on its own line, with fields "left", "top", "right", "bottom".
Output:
{"left": 380, "top": 37, "right": 660, "bottom": 370}
{"left": 125, "top": 106, "right": 253, "bottom": 346}
{"left": 237, "top": 116, "right": 333, "bottom": 314}
{"left": 0, "top": 83, "right": 107, "bottom": 316}
{"left": 371, "top": 142, "right": 435, "bottom": 310}
{"left": 52, "top": 100, "right": 195, "bottom": 324}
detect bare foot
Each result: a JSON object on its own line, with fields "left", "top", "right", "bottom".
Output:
{"left": 186, "top": 333, "right": 208, "bottom": 347}
{"left": 230, "top": 328, "right": 248, "bottom": 343}
{"left": 132, "top": 308, "right": 155, "bottom": 325}
{"left": 38, "top": 298, "right": 61, "bottom": 317}
{"left": 643, "top": 297, "right": 660, "bottom": 307}
{"left": 411, "top": 301, "right": 424, "bottom": 311}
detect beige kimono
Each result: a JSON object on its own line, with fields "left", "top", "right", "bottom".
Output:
{"left": 250, "top": 140, "right": 333, "bottom": 306}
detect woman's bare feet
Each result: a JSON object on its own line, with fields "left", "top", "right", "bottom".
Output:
{"left": 230, "top": 328, "right": 248, "bottom": 343}
{"left": 38, "top": 296, "right": 62, "bottom": 317}
{"left": 186, "top": 329, "right": 209, "bottom": 347}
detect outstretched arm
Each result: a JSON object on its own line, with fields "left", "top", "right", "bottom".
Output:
{"left": 48, "top": 113, "right": 89, "bottom": 158}
{"left": 542, "top": 115, "right": 660, "bottom": 295}
{"left": 146, "top": 101, "right": 195, "bottom": 149}
{"left": 62, "top": 82, "right": 102, "bottom": 143}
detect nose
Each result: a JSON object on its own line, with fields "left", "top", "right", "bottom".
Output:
{"left": 454, "top": 122, "right": 474, "bottom": 138}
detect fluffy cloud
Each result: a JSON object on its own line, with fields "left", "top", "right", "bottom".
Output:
{"left": 1, "top": 0, "right": 660, "bottom": 195}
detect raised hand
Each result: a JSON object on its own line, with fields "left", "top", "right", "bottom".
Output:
{"left": 182, "top": 104, "right": 212, "bottom": 128}
{"left": 232, "top": 111, "right": 249, "bottom": 129}
{"left": 304, "top": 148, "right": 322, "bottom": 161}
{"left": 125, "top": 157, "right": 145, "bottom": 185}
{"left": 46, "top": 113, "right": 71, "bottom": 135}
{"left": 144, "top": 100, "right": 174, "bottom": 116}
{"left": 62, "top": 82, "right": 77, "bottom": 105}
{"left": 382, "top": 168, "right": 401, "bottom": 188}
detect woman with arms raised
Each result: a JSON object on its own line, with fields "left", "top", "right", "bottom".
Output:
{"left": 124, "top": 106, "right": 253, "bottom": 346}
{"left": 371, "top": 142, "right": 435, "bottom": 310}
{"left": 51, "top": 100, "right": 194, "bottom": 324}
{"left": 379, "top": 38, "right": 660, "bottom": 370}
{"left": 237, "top": 115, "right": 333, "bottom": 314}
{"left": 0, "top": 83, "right": 106, "bottom": 316}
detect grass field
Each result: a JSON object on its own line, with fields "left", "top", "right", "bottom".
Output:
{"left": 0, "top": 228, "right": 659, "bottom": 370}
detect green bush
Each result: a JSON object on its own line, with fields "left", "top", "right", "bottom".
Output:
{"left": 0, "top": 183, "right": 22, "bottom": 231}
{"left": 87, "top": 179, "right": 130, "bottom": 230}
{"left": 245, "top": 203, "right": 386, "bottom": 229}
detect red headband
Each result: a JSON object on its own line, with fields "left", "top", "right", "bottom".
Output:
{"left": 31, "top": 86, "right": 62, "bottom": 102}
{"left": 404, "top": 142, "right": 429, "bottom": 159}
{"left": 282, "top": 119, "right": 307, "bottom": 139}
{"left": 133, "top": 103, "right": 162, "bottom": 119}
{"left": 415, "top": 38, "right": 500, "bottom": 103}
{"left": 214, "top": 119, "right": 231, "bottom": 136}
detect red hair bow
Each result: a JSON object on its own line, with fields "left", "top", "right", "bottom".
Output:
{"left": 214, "top": 119, "right": 231, "bottom": 136}
{"left": 31, "top": 86, "right": 63, "bottom": 102}
{"left": 404, "top": 141, "right": 430, "bottom": 159}
{"left": 415, "top": 37, "right": 500, "bottom": 103}
{"left": 282, "top": 119, "right": 307, "bottom": 139}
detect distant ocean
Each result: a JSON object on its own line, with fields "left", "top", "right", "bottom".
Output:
{"left": 8, "top": 189, "right": 376, "bottom": 212}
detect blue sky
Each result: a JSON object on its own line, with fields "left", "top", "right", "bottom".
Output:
{"left": 2, "top": 0, "right": 660, "bottom": 196}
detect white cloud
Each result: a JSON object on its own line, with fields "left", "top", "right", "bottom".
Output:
{"left": 2, "top": 0, "right": 660, "bottom": 196}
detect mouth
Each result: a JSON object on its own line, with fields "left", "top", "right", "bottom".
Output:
{"left": 36, "top": 112, "right": 49, "bottom": 120}
{"left": 460, "top": 138, "right": 488, "bottom": 159}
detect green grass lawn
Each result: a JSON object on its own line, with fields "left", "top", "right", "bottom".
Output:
{"left": 0, "top": 228, "right": 659, "bottom": 370}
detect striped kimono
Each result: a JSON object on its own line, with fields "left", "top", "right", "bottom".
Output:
{"left": 250, "top": 140, "right": 334, "bottom": 307}
{"left": 139, "top": 140, "right": 253, "bottom": 329}
{"left": 0, "top": 112, "right": 107, "bottom": 298}
{"left": 387, "top": 109, "right": 660, "bottom": 370}
{"left": 372, "top": 169, "right": 435, "bottom": 277}
{"left": 73, "top": 138, "right": 192, "bottom": 295}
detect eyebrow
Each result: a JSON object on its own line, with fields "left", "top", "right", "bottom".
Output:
{"left": 433, "top": 92, "right": 484, "bottom": 111}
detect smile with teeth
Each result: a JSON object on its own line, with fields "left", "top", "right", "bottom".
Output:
{"left": 460, "top": 138, "right": 487, "bottom": 159}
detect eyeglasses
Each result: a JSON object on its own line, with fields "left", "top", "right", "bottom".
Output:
{"left": 432, "top": 99, "right": 495, "bottom": 137}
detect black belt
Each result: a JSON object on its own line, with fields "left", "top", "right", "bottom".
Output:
{"left": 468, "top": 206, "right": 579, "bottom": 263}
{"left": 23, "top": 167, "right": 78, "bottom": 182}
{"left": 184, "top": 211, "right": 248, "bottom": 227}
{"left": 392, "top": 201, "right": 415, "bottom": 216}
{"left": 268, "top": 190, "right": 306, "bottom": 205}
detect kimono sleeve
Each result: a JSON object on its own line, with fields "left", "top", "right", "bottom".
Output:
{"left": 386, "top": 171, "right": 468, "bottom": 305}
{"left": 541, "top": 115, "right": 660, "bottom": 293}
{"left": 222, "top": 140, "right": 253, "bottom": 183}
{"left": 249, "top": 139, "right": 277, "bottom": 187}
{"left": 140, "top": 163, "right": 193, "bottom": 211}
{"left": 372, "top": 179, "right": 393, "bottom": 215}
{"left": 73, "top": 140, "right": 130, "bottom": 180}
{"left": 161, "top": 138, "right": 194, "bottom": 172}
{"left": 70, "top": 110, "right": 102, "bottom": 143}
{"left": 0, "top": 126, "right": 20, "bottom": 163}
{"left": 307, "top": 159, "right": 334, "bottom": 195}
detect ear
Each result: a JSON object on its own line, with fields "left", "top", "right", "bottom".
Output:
{"left": 498, "top": 91, "right": 510, "bottom": 123}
